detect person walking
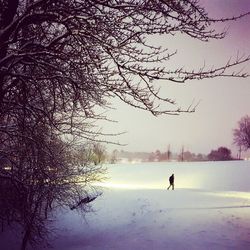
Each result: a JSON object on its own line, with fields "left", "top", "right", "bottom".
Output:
{"left": 167, "top": 174, "right": 174, "bottom": 190}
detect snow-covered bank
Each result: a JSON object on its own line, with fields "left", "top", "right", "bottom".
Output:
{"left": 51, "top": 161, "right": 250, "bottom": 250}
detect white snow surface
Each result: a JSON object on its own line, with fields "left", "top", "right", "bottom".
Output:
{"left": 2, "top": 161, "right": 250, "bottom": 250}
{"left": 52, "top": 161, "right": 250, "bottom": 250}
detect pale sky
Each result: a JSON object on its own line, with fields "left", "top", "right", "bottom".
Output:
{"left": 100, "top": 0, "right": 250, "bottom": 157}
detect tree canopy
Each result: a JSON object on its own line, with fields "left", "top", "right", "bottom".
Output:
{"left": 1, "top": 0, "right": 249, "bottom": 126}
{"left": 207, "top": 147, "right": 232, "bottom": 161}
{"left": 233, "top": 115, "right": 250, "bottom": 151}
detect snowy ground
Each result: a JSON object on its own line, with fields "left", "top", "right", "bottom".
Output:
{"left": 2, "top": 161, "right": 250, "bottom": 249}
{"left": 51, "top": 161, "right": 250, "bottom": 250}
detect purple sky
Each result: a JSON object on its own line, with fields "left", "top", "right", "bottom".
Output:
{"left": 101, "top": 0, "right": 250, "bottom": 157}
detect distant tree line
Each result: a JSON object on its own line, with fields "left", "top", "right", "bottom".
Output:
{"left": 148, "top": 149, "right": 209, "bottom": 162}
{"left": 150, "top": 146, "right": 237, "bottom": 162}
{"left": 108, "top": 115, "right": 250, "bottom": 163}
{"left": 108, "top": 146, "right": 237, "bottom": 163}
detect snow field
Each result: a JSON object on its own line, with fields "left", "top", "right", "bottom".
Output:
{"left": 52, "top": 161, "right": 250, "bottom": 250}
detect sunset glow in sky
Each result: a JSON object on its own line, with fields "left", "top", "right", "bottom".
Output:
{"left": 102, "top": 0, "right": 250, "bottom": 157}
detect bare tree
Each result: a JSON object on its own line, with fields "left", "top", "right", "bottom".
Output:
{"left": 167, "top": 144, "right": 171, "bottom": 161}
{"left": 92, "top": 143, "right": 107, "bottom": 165}
{"left": 0, "top": 125, "right": 105, "bottom": 249}
{"left": 233, "top": 115, "right": 250, "bottom": 152}
{"left": 179, "top": 145, "right": 185, "bottom": 162}
{"left": 110, "top": 149, "right": 118, "bottom": 164}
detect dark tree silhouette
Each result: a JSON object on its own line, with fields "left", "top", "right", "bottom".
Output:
{"left": 167, "top": 145, "right": 172, "bottom": 161}
{"left": 233, "top": 115, "right": 250, "bottom": 152}
{"left": 207, "top": 147, "right": 232, "bottom": 161}
{"left": 179, "top": 146, "right": 185, "bottom": 162}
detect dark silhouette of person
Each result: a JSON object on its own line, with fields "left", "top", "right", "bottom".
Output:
{"left": 167, "top": 174, "right": 174, "bottom": 190}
